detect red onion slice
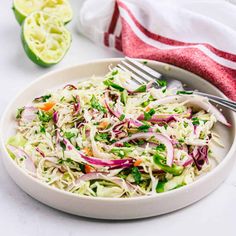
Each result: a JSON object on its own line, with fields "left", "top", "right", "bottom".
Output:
{"left": 35, "top": 147, "right": 45, "bottom": 157}
{"left": 128, "top": 119, "right": 153, "bottom": 131}
{"left": 73, "top": 95, "right": 81, "bottom": 115}
{"left": 113, "top": 132, "right": 174, "bottom": 166}
{"left": 75, "top": 172, "right": 127, "bottom": 190}
{"left": 75, "top": 172, "right": 144, "bottom": 195}
{"left": 53, "top": 111, "right": 58, "bottom": 124}
{"left": 149, "top": 95, "right": 230, "bottom": 126}
{"left": 137, "top": 114, "right": 176, "bottom": 123}
{"left": 63, "top": 84, "right": 77, "bottom": 90}
{"left": 7, "top": 145, "right": 36, "bottom": 173}
{"left": 21, "top": 106, "right": 37, "bottom": 122}
{"left": 104, "top": 92, "right": 122, "bottom": 118}
{"left": 61, "top": 137, "right": 133, "bottom": 167}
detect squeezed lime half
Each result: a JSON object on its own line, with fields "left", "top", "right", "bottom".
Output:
{"left": 13, "top": 0, "right": 73, "bottom": 24}
{"left": 21, "top": 11, "right": 71, "bottom": 67}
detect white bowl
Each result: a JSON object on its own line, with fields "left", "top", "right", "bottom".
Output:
{"left": 1, "top": 58, "right": 236, "bottom": 220}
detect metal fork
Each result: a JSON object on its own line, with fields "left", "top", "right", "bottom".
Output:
{"left": 117, "top": 57, "right": 236, "bottom": 112}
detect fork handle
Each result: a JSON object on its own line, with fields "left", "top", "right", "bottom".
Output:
{"left": 193, "top": 91, "right": 236, "bottom": 112}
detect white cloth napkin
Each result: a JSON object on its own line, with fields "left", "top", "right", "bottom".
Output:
{"left": 78, "top": 0, "right": 236, "bottom": 100}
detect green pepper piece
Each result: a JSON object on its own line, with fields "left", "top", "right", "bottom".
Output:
{"left": 156, "top": 180, "right": 167, "bottom": 193}
{"left": 153, "top": 154, "right": 184, "bottom": 176}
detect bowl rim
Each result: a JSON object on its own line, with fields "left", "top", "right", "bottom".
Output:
{"left": 1, "top": 57, "right": 236, "bottom": 202}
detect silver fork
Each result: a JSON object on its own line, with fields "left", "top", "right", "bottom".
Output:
{"left": 117, "top": 57, "right": 236, "bottom": 112}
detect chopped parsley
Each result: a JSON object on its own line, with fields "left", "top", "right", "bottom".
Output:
{"left": 121, "top": 90, "right": 128, "bottom": 105}
{"left": 119, "top": 114, "right": 126, "bottom": 121}
{"left": 34, "top": 94, "right": 51, "bottom": 102}
{"left": 144, "top": 108, "right": 155, "bottom": 120}
{"left": 156, "top": 143, "right": 166, "bottom": 152}
{"left": 60, "top": 141, "right": 66, "bottom": 151}
{"left": 90, "top": 95, "right": 107, "bottom": 113}
{"left": 131, "top": 167, "right": 141, "bottom": 184}
{"left": 183, "top": 121, "right": 188, "bottom": 128}
{"left": 138, "top": 124, "right": 150, "bottom": 132}
{"left": 178, "top": 138, "right": 185, "bottom": 143}
{"left": 37, "top": 110, "right": 52, "bottom": 123}
{"left": 110, "top": 147, "right": 133, "bottom": 158}
{"left": 134, "top": 84, "right": 146, "bottom": 93}
{"left": 103, "top": 79, "right": 124, "bottom": 92}
{"left": 40, "top": 125, "right": 46, "bottom": 133}
{"left": 111, "top": 70, "right": 118, "bottom": 76}
{"left": 123, "top": 142, "right": 132, "bottom": 147}
{"left": 16, "top": 107, "right": 24, "bottom": 119}
{"left": 64, "top": 132, "right": 75, "bottom": 139}
{"left": 94, "top": 133, "right": 109, "bottom": 142}
{"left": 163, "top": 124, "right": 168, "bottom": 130}
{"left": 141, "top": 95, "right": 154, "bottom": 107}
{"left": 156, "top": 79, "right": 167, "bottom": 87}
{"left": 192, "top": 117, "right": 200, "bottom": 125}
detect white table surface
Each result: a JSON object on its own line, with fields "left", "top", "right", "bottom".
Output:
{"left": 0, "top": 0, "right": 235, "bottom": 235}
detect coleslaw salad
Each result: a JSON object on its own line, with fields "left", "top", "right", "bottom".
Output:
{"left": 6, "top": 67, "right": 228, "bottom": 198}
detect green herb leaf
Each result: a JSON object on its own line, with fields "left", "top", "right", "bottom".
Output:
{"left": 16, "top": 107, "right": 24, "bottom": 119}
{"left": 120, "top": 90, "right": 128, "bottom": 105}
{"left": 40, "top": 125, "right": 46, "bottom": 134}
{"left": 192, "top": 117, "right": 200, "bottom": 125}
{"left": 144, "top": 108, "right": 155, "bottom": 120}
{"left": 90, "top": 95, "right": 107, "bottom": 113}
{"left": 178, "top": 138, "right": 185, "bottom": 143}
{"left": 138, "top": 124, "right": 151, "bottom": 132}
{"left": 131, "top": 167, "right": 141, "bottom": 184}
{"left": 34, "top": 94, "right": 51, "bottom": 102}
{"left": 141, "top": 101, "right": 149, "bottom": 107}
{"left": 94, "top": 133, "right": 109, "bottom": 142}
{"left": 163, "top": 124, "right": 168, "bottom": 130}
{"left": 162, "top": 88, "right": 167, "bottom": 93}
{"left": 134, "top": 84, "right": 146, "bottom": 93}
{"left": 79, "top": 163, "right": 85, "bottom": 173}
{"left": 111, "top": 70, "right": 118, "bottom": 76}
{"left": 143, "top": 61, "right": 148, "bottom": 65}
{"left": 60, "top": 141, "right": 66, "bottom": 151}
{"left": 103, "top": 80, "right": 124, "bottom": 92}
{"left": 119, "top": 114, "right": 126, "bottom": 121}
{"left": 37, "top": 110, "right": 52, "bottom": 123}
{"left": 183, "top": 121, "right": 188, "bottom": 128}
{"left": 60, "top": 96, "right": 65, "bottom": 102}
{"left": 156, "top": 79, "right": 167, "bottom": 87}
{"left": 156, "top": 143, "right": 166, "bottom": 152}
{"left": 64, "top": 132, "right": 75, "bottom": 139}
{"left": 110, "top": 147, "right": 133, "bottom": 158}
{"left": 123, "top": 142, "right": 132, "bottom": 147}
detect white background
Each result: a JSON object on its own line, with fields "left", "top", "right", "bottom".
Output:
{"left": 0, "top": 0, "right": 235, "bottom": 235}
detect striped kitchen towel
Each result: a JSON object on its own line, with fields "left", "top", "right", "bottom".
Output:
{"left": 78, "top": 0, "right": 236, "bottom": 100}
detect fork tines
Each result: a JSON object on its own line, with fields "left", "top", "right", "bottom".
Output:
{"left": 117, "top": 57, "right": 163, "bottom": 86}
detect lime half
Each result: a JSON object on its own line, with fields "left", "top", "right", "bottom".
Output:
{"left": 22, "top": 11, "right": 71, "bottom": 67}
{"left": 13, "top": 0, "right": 73, "bottom": 25}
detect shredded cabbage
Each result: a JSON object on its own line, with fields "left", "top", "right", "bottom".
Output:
{"left": 6, "top": 67, "right": 225, "bottom": 198}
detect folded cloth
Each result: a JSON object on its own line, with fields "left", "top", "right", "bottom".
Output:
{"left": 78, "top": 0, "right": 236, "bottom": 100}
